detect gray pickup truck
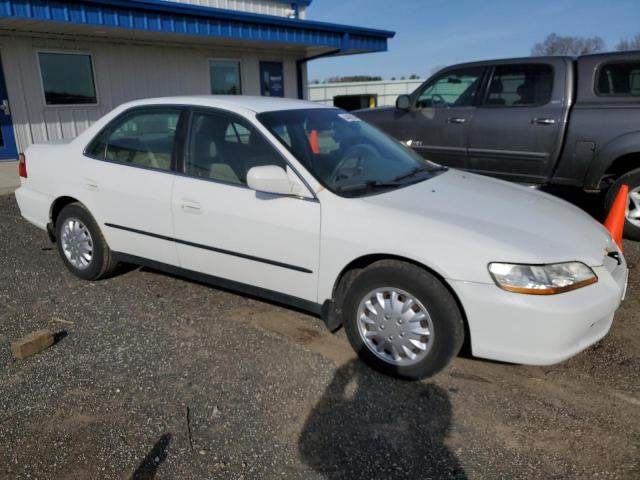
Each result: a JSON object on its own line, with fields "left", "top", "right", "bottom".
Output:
{"left": 355, "top": 51, "right": 640, "bottom": 239}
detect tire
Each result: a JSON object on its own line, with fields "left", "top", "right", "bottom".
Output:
{"left": 605, "top": 168, "right": 640, "bottom": 241}
{"left": 342, "top": 260, "right": 465, "bottom": 380}
{"left": 55, "top": 203, "right": 117, "bottom": 280}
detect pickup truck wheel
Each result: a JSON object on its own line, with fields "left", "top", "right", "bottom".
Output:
{"left": 55, "top": 203, "right": 117, "bottom": 280}
{"left": 342, "top": 260, "right": 465, "bottom": 380}
{"left": 606, "top": 169, "right": 640, "bottom": 241}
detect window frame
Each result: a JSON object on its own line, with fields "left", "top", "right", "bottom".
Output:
{"left": 411, "top": 66, "right": 487, "bottom": 109}
{"left": 83, "top": 105, "right": 188, "bottom": 175}
{"left": 594, "top": 60, "right": 640, "bottom": 97}
{"left": 478, "top": 63, "right": 555, "bottom": 109}
{"left": 36, "top": 49, "right": 99, "bottom": 107}
{"left": 208, "top": 58, "right": 243, "bottom": 95}
{"left": 177, "top": 106, "right": 317, "bottom": 200}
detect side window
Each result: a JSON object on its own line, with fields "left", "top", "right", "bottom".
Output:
{"left": 87, "top": 109, "right": 180, "bottom": 171}
{"left": 597, "top": 62, "right": 640, "bottom": 96}
{"left": 483, "top": 64, "right": 553, "bottom": 107}
{"left": 186, "top": 111, "right": 286, "bottom": 185}
{"left": 416, "top": 68, "right": 484, "bottom": 108}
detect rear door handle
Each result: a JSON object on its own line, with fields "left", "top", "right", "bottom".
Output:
{"left": 180, "top": 199, "right": 201, "bottom": 213}
{"left": 530, "top": 117, "right": 556, "bottom": 125}
{"left": 446, "top": 117, "right": 466, "bottom": 124}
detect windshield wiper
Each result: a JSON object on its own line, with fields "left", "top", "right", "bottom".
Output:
{"left": 336, "top": 180, "right": 401, "bottom": 193}
{"left": 391, "top": 165, "right": 441, "bottom": 183}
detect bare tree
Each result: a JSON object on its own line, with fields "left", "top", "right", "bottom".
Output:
{"left": 531, "top": 33, "right": 605, "bottom": 56}
{"left": 616, "top": 33, "right": 640, "bottom": 51}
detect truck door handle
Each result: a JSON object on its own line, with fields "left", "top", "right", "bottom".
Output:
{"left": 530, "top": 117, "right": 556, "bottom": 125}
{"left": 180, "top": 200, "right": 201, "bottom": 213}
{"left": 446, "top": 117, "right": 466, "bottom": 124}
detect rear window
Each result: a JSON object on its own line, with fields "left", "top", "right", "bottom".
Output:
{"left": 483, "top": 64, "right": 553, "bottom": 107}
{"left": 596, "top": 62, "right": 640, "bottom": 96}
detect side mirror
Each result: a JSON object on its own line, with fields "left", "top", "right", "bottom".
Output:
{"left": 247, "top": 165, "right": 312, "bottom": 198}
{"left": 396, "top": 94, "right": 412, "bottom": 111}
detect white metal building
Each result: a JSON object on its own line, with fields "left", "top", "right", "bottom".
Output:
{"left": 309, "top": 79, "right": 423, "bottom": 109}
{"left": 0, "top": 0, "right": 393, "bottom": 160}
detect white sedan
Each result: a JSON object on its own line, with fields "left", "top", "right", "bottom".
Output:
{"left": 15, "top": 96, "right": 628, "bottom": 379}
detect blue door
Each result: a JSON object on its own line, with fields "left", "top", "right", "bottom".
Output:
{"left": 0, "top": 56, "right": 18, "bottom": 161}
{"left": 260, "top": 61, "right": 284, "bottom": 97}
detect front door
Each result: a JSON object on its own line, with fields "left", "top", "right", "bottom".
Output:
{"left": 260, "top": 61, "right": 285, "bottom": 97}
{"left": 0, "top": 55, "right": 18, "bottom": 160}
{"left": 388, "top": 67, "right": 485, "bottom": 169}
{"left": 466, "top": 60, "right": 567, "bottom": 183}
{"left": 172, "top": 108, "right": 320, "bottom": 302}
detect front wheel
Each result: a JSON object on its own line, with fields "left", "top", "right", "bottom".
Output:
{"left": 605, "top": 168, "right": 640, "bottom": 241}
{"left": 342, "top": 260, "right": 465, "bottom": 380}
{"left": 55, "top": 203, "right": 117, "bottom": 280}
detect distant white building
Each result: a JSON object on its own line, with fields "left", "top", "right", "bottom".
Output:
{"left": 0, "top": 0, "right": 394, "bottom": 160}
{"left": 308, "top": 79, "right": 423, "bottom": 110}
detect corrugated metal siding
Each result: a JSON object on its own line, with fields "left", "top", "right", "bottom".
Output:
{"left": 171, "top": 0, "right": 301, "bottom": 18}
{"left": 0, "top": 34, "right": 302, "bottom": 151}
{"left": 309, "top": 80, "right": 423, "bottom": 107}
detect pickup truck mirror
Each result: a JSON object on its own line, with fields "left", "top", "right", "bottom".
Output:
{"left": 396, "top": 94, "right": 412, "bottom": 111}
{"left": 247, "top": 165, "right": 312, "bottom": 198}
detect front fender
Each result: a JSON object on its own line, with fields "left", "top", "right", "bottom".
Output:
{"left": 584, "top": 130, "right": 640, "bottom": 189}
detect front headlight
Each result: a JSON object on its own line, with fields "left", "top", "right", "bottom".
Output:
{"left": 488, "top": 262, "right": 598, "bottom": 295}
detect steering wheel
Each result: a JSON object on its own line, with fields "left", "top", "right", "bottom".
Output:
{"left": 431, "top": 94, "right": 447, "bottom": 107}
{"left": 329, "top": 143, "right": 379, "bottom": 185}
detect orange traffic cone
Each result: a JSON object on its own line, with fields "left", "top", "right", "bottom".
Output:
{"left": 309, "top": 129, "right": 320, "bottom": 154}
{"left": 604, "top": 184, "right": 629, "bottom": 252}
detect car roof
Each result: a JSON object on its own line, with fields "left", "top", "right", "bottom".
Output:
{"left": 120, "top": 95, "right": 332, "bottom": 114}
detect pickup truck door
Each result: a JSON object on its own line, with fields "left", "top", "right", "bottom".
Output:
{"left": 466, "top": 59, "right": 569, "bottom": 183}
{"left": 389, "top": 67, "right": 486, "bottom": 168}
{"left": 171, "top": 108, "right": 320, "bottom": 303}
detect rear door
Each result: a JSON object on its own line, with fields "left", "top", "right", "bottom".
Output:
{"left": 386, "top": 67, "right": 485, "bottom": 168}
{"left": 466, "top": 59, "right": 568, "bottom": 183}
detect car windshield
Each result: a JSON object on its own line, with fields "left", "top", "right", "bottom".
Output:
{"left": 257, "top": 108, "right": 446, "bottom": 197}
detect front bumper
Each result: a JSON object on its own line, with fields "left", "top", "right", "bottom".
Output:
{"left": 452, "top": 261, "right": 628, "bottom": 366}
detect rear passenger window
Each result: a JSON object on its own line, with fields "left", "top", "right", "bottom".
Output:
{"left": 597, "top": 62, "right": 640, "bottom": 96}
{"left": 186, "top": 111, "right": 286, "bottom": 185}
{"left": 483, "top": 64, "right": 553, "bottom": 107}
{"left": 86, "top": 109, "right": 180, "bottom": 171}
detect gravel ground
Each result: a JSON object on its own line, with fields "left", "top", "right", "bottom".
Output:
{"left": 0, "top": 194, "right": 638, "bottom": 479}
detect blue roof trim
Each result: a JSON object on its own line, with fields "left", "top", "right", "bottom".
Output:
{"left": 0, "top": 0, "right": 393, "bottom": 53}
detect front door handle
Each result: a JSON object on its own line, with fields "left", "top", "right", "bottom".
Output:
{"left": 180, "top": 200, "right": 201, "bottom": 213}
{"left": 446, "top": 117, "right": 466, "bottom": 124}
{"left": 530, "top": 117, "right": 556, "bottom": 125}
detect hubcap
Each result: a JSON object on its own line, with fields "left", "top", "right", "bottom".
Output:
{"left": 356, "top": 287, "right": 434, "bottom": 367}
{"left": 60, "top": 218, "right": 93, "bottom": 270}
{"left": 627, "top": 186, "right": 640, "bottom": 228}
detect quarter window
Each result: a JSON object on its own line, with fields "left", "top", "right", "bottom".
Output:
{"left": 186, "top": 111, "right": 285, "bottom": 185}
{"left": 416, "top": 68, "right": 484, "bottom": 108}
{"left": 87, "top": 109, "right": 180, "bottom": 171}
{"left": 483, "top": 64, "right": 553, "bottom": 107}
{"left": 38, "top": 52, "right": 97, "bottom": 105}
{"left": 597, "top": 62, "right": 640, "bottom": 96}
{"left": 209, "top": 60, "right": 242, "bottom": 95}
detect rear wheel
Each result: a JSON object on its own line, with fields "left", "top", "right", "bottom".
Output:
{"left": 605, "top": 168, "right": 640, "bottom": 241}
{"left": 342, "top": 260, "right": 465, "bottom": 380}
{"left": 55, "top": 203, "right": 117, "bottom": 280}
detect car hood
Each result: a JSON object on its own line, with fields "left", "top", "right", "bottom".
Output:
{"left": 359, "top": 170, "right": 613, "bottom": 275}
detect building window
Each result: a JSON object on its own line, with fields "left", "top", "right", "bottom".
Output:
{"left": 38, "top": 52, "right": 97, "bottom": 105}
{"left": 209, "top": 60, "right": 242, "bottom": 95}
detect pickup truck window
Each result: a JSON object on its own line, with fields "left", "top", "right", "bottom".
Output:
{"left": 86, "top": 109, "right": 180, "bottom": 171}
{"left": 482, "top": 64, "right": 553, "bottom": 107}
{"left": 597, "top": 62, "right": 640, "bottom": 96}
{"left": 416, "top": 68, "right": 484, "bottom": 108}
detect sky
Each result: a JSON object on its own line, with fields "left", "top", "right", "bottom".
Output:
{"left": 306, "top": 0, "right": 640, "bottom": 81}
